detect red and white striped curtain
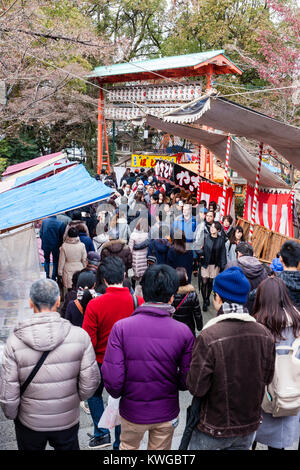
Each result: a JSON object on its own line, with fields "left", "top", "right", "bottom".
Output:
{"left": 243, "top": 184, "right": 294, "bottom": 237}
{"left": 199, "top": 181, "right": 233, "bottom": 216}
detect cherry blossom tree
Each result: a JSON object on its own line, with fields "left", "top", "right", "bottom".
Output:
{"left": 253, "top": 0, "right": 300, "bottom": 87}
{"left": 0, "top": 0, "right": 113, "bottom": 136}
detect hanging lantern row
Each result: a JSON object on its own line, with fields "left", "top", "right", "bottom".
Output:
{"left": 105, "top": 106, "right": 178, "bottom": 121}
{"left": 106, "top": 84, "right": 202, "bottom": 103}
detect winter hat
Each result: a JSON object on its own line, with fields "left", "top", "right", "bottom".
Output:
{"left": 213, "top": 266, "right": 250, "bottom": 304}
{"left": 76, "top": 271, "right": 96, "bottom": 290}
{"left": 270, "top": 257, "right": 283, "bottom": 272}
{"left": 147, "top": 255, "right": 157, "bottom": 265}
{"left": 87, "top": 251, "right": 101, "bottom": 266}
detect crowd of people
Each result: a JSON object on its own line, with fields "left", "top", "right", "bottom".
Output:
{"left": 37, "top": 167, "right": 257, "bottom": 313}
{"left": 0, "top": 166, "right": 300, "bottom": 451}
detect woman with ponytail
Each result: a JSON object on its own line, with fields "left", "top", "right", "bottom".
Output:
{"left": 65, "top": 271, "right": 97, "bottom": 327}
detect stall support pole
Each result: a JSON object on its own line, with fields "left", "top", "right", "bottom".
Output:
{"left": 97, "top": 88, "right": 111, "bottom": 175}
{"left": 112, "top": 120, "right": 116, "bottom": 165}
{"left": 97, "top": 89, "right": 104, "bottom": 175}
{"left": 197, "top": 145, "right": 202, "bottom": 204}
{"left": 290, "top": 187, "right": 295, "bottom": 238}
{"left": 220, "top": 135, "right": 231, "bottom": 219}
{"left": 249, "top": 142, "right": 263, "bottom": 243}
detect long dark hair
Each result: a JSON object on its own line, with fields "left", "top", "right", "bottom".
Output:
{"left": 95, "top": 263, "right": 107, "bottom": 294}
{"left": 229, "top": 226, "right": 244, "bottom": 245}
{"left": 176, "top": 267, "right": 188, "bottom": 286}
{"left": 253, "top": 277, "right": 300, "bottom": 341}
{"left": 173, "top": 231, "right": 186, "bottom": 254}
{"left": 76, "top": 271, "right": 96, "bottom": 314}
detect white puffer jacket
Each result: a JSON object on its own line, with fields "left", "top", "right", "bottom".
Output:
{"left": 128, "top": 230, "right": 148, "bottom": 279}
{"left": 0, "top": 312, "right": 100, "bottom": 432}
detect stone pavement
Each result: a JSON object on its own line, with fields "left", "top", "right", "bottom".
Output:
{"left": 0, "top": 275, "right": 298, "bottom": 450}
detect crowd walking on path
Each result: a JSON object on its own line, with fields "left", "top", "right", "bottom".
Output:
{"left": 0, "top": 166, "right": 300, "bottom": 451}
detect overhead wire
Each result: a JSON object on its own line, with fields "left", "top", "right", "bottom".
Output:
{"left": 219, "top": 85, "right": 299, "bottom": 98}
{"left": 1, "top": 32, "right": 299, "bottom": 123}
{"left": 2, "top": 2, "right": 299, "bottom": 106}
{"left": 0, "top": 38, "right": 152, "bottom": 114}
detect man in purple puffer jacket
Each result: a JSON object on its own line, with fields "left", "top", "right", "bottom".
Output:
{"left": 101, "top": 264, "right": 195, "bottom": 450}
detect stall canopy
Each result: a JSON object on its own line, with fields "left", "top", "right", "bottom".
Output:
{"left": 1, "top": 151, "right": 67, "bottom": 178}
{"left": 146, "top": 115, "right": 289, "bottom": 189}
{"left": 161, "top": 95, "right": 300, "bottom": 172}
{"left": 0, "top": 164, "right": 113, "bottom": 232}
{"left": 0, "top": 162, "right": 77, "bottom": 195}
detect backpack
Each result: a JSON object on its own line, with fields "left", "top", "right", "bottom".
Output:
{"left": 262, "top": 337, "right": 300, "bottom": 417}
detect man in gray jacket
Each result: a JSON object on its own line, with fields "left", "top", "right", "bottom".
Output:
{"left": 0, "top": 279, "right": 100, "bottom": 450}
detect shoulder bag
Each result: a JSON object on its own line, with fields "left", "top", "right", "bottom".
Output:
{"left": 20, "top": 351, "right": 51, "bottom": 397}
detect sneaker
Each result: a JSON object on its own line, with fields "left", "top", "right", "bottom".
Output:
{"left": 203, "top": 302, "right": 208, "bottom": 312}
{"left": 80, "top": 401, "right": 90, "bottom": 414}
{"left": 88, "top": 434, "right": 111, "bottom": 449}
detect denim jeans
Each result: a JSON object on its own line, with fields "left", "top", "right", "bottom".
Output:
{"left": 43, "top": 248, "right": 60, "bottom": 280}
{"left": 88, "top": 363, "right": 121, "bottom": 449}
{"left": 188, "top": 428, "right": 255, "bottom": 451}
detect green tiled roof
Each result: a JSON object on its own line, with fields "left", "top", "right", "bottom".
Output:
{"left": 88, "top": 50, "right": 234, "bottom": 78}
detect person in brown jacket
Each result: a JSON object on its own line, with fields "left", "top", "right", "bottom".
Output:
{"left": 186, "top": 266, "right": 275, "bottom": 451}
{"left": 100, "top": 234, "right": 132, "bottom": 274}
{"left": 0, "top": 279, "right": 100, "bottom": 450}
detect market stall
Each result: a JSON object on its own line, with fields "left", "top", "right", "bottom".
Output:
{"left": 146, "top": 93, "right": 299, "bottom": 239}
{"left": 0, "top": 164, "right": 114, "bottom": 349}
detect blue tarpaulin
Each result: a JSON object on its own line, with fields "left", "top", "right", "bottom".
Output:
{"left": 0, "top": 164, "right": 114, "bottom": 231}
{"left": 262, "top": 161, "right": 281, "bottom": 174}
{"left": 13, "top": 162, "right": 77, "bottom": 188}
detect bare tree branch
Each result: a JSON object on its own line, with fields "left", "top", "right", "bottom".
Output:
{"left": 1, "top": 27, "right": 102, "bottom": 47}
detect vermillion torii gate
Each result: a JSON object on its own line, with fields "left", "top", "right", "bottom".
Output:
{"left": 88, "top": 50, "right": 242, "bottom": 176}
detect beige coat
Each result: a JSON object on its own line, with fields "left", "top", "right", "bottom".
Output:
{"left": 58, "top": 236, "right": 87, "bottom": 288}
{"left": 0, "top": 312, "right": 100, "bottom": 432}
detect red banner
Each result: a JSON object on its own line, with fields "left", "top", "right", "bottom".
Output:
{"left": 198, "top": 181, "right": 233, "bottom": 216}
{"left": 243, "top": 184, "right": 294, "bottom": 237}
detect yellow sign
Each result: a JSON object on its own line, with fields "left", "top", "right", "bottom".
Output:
{"left": 131, "top": 154, "right": 179, "bottom": 168}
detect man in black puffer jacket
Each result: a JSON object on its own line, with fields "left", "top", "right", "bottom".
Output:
{"left": 172, "top": 267, "right": 203, "bottom": 336}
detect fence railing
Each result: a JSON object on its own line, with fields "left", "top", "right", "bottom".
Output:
{"left": 236, "top": 217, "right": 300, "bottom": 264}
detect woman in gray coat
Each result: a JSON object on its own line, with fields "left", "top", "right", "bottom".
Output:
{"left": 252, "top": 277, "right": 300, "bottom": 450}
{"left": 0, "top": 279, "right": 100, "bottom": 450}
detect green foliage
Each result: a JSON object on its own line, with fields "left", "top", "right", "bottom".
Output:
{"left": 0, "top": 130, "right": 39, "bottom": 167}
{"left": 39, "top": 1, "right": 85, "bottom": 29}
{"left": 93, "top": 0, "right": 167, "bottom": 60}
{"left": 0, "top": 158, "right": 8, "bottom": 175}
{"left": 235, "top": 196, "right": 245, "bottom": 218}
{"left": 160, "top": 0, "right": 273, "bottom": 57}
